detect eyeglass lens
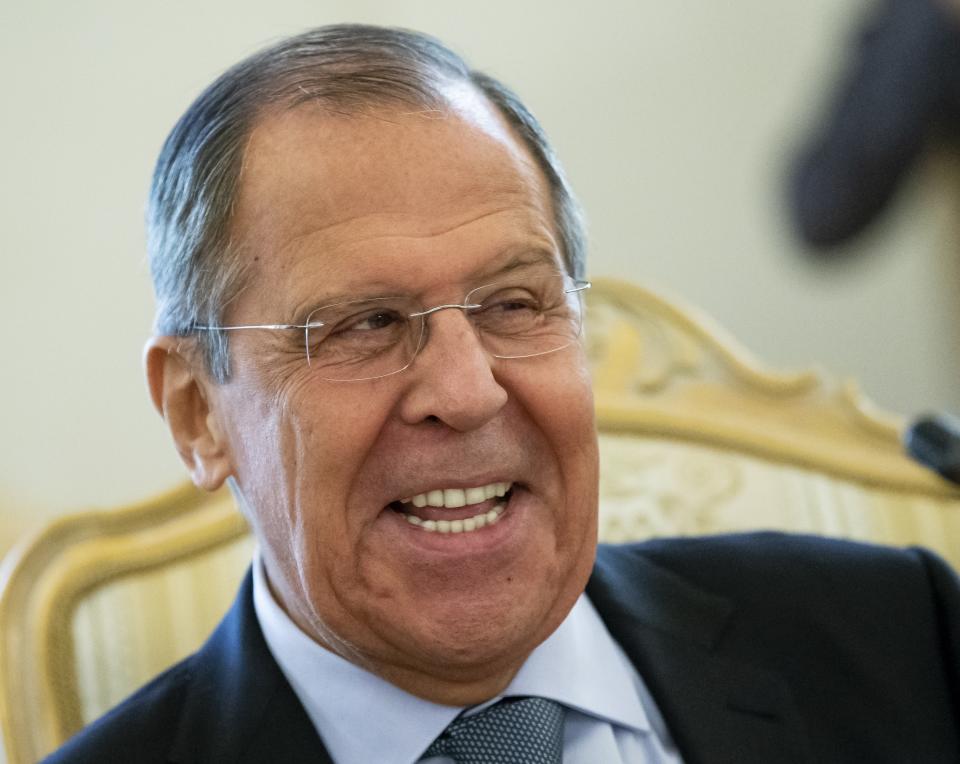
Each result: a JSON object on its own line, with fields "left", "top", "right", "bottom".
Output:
{"left": 303, "top": 273, "right": 584, "bottom": 381}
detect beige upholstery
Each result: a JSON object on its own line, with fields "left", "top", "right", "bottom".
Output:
{"left": 1, "top": 277, "right": 957, "bottom": 764}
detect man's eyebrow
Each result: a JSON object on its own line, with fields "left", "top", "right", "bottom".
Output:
{"left": 289, "top": 282, "right": 401, "bottom": 322}
{"left": 470, "top": 250, "right": 562, "bottom": 282}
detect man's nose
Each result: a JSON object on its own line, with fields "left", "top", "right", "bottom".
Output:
{"left": 397, "top": 308, "right": 508, "bottom": 431}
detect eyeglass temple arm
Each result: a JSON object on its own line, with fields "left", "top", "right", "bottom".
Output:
{"left": 192, "top": 321, "right": 325, "bottom": 331}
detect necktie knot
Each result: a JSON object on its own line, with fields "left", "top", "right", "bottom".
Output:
{"left": 421, "top": 696, "right": 565, "bottom": 764}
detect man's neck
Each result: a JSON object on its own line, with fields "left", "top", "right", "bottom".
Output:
{"left": 262, "top": 561, "right": 554, "bottom": 706}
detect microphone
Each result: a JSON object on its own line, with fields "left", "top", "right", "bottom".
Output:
{"left": 904, "top": 413, "right": 960, "bottom": 486}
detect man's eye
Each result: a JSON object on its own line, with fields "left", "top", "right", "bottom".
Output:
{"left": 471, "top": 292, "right": 545, "bottom": 334}
{"left": 489, "top": 298, "right": 538, "bottom": 313}
{"left": 320, "top": 309, "right": 408, "bottom": 348}
{"left": 481, "top": 288, "right": 541, "bottom": 312}
{"left": 343, "top": 310, "right": 401, "bottom": 333}
{"left": 306, "top": 304, "right": 409, "bottom": 362}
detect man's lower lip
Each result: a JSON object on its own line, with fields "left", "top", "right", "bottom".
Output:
{"left": 396, "top": 500, "right": 507, "bottom": 534}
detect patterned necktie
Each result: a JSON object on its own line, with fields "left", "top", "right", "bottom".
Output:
{"left": 421, "top": 696, "right": 565, "bottom": 764}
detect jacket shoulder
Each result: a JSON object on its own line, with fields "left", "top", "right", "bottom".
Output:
{"left": 591, "top": 533, "right": 960, "bottom": 759}
{"left": 601, "top": 531, "right": 953, "bottom": 593}
{"left": 598, "top": 532, "right": 960, "bottom": 658}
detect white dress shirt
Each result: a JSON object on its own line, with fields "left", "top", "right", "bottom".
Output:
{"left": 252, "top": 551, "right": 683, "bottom": 763}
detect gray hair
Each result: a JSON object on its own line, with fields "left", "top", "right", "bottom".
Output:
{"left": 147, "top": 24, "right": 586, "bottom": 382}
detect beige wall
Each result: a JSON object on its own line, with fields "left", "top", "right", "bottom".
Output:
{"left": 2, "top": 0, "right": 958, "bottom": 553}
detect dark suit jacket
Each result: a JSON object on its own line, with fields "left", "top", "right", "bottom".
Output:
{"left": 44, "top": 533, "right": 960, "bottom": 763}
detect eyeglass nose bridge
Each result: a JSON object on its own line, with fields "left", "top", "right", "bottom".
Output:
{"left": 406, "top": 301, "right": 486, "bottom": 368}
{"left": 408, "top": 301, "right": 482, "bottom": 319}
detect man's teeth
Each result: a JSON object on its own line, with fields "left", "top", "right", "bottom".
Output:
{"left": 395, "top": 482, "right": 512, "bottom": 534}
{"left": 404, "top": 502, "right": 506, "bottom": 534}
{"left": 403, "top": 482, "right": 511, "bottom": 509}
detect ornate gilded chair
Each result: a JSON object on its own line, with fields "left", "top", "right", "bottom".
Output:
{"left": 1, "top": 278, "right": 957, "bottom": 764}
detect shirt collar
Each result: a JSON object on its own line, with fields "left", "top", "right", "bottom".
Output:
{"left": 252, "top": 550, "right": 651, "bottom": 764}
{"left": 505, "top": 591, "right": 652, "bottom": 733}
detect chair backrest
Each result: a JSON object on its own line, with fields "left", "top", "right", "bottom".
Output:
{"left": 1, "top": 277, "right": 957, "bottom": 764}
{"left": 588, "top": 279, "right": 960, "bottom": 557}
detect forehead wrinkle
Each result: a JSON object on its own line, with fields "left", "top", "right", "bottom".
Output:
{"left": 292, "top": 208, "right": 559, "bottom": 278}
{"left": 299, "top": 201, "right": 549, "bottom": 246}
{"left": 258, "top": 193, "right": 555, "bottom": 276}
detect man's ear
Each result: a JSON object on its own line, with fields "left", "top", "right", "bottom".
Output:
{"left": 144, "top": 337, "right": 233, "bottom": 492}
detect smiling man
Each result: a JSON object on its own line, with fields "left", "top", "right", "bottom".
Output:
{"left": 181, "top": 89, "right": 600, "bottom": 708}
{"left": 45, "top": 24, "right": 960, "bottom": 764}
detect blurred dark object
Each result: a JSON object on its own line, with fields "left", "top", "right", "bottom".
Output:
{"left": 904, "top": 412, "right": 960, "bottom": 484}
{"left": 788, "top": 0, "right": 960, "bottom": 251}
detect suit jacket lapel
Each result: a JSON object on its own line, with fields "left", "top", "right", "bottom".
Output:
{"left": 588, "top": 544, "right": 814, "bottom": 764}
{"left": 168, "top": 570, "right": 334, "bottom": 764}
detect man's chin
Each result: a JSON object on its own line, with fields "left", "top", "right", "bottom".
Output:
{"left": 367, "top": 600, "right": 566, "bottom": 705}
{"left": 354, "top": 563, "right": 587, "bottom": 703}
